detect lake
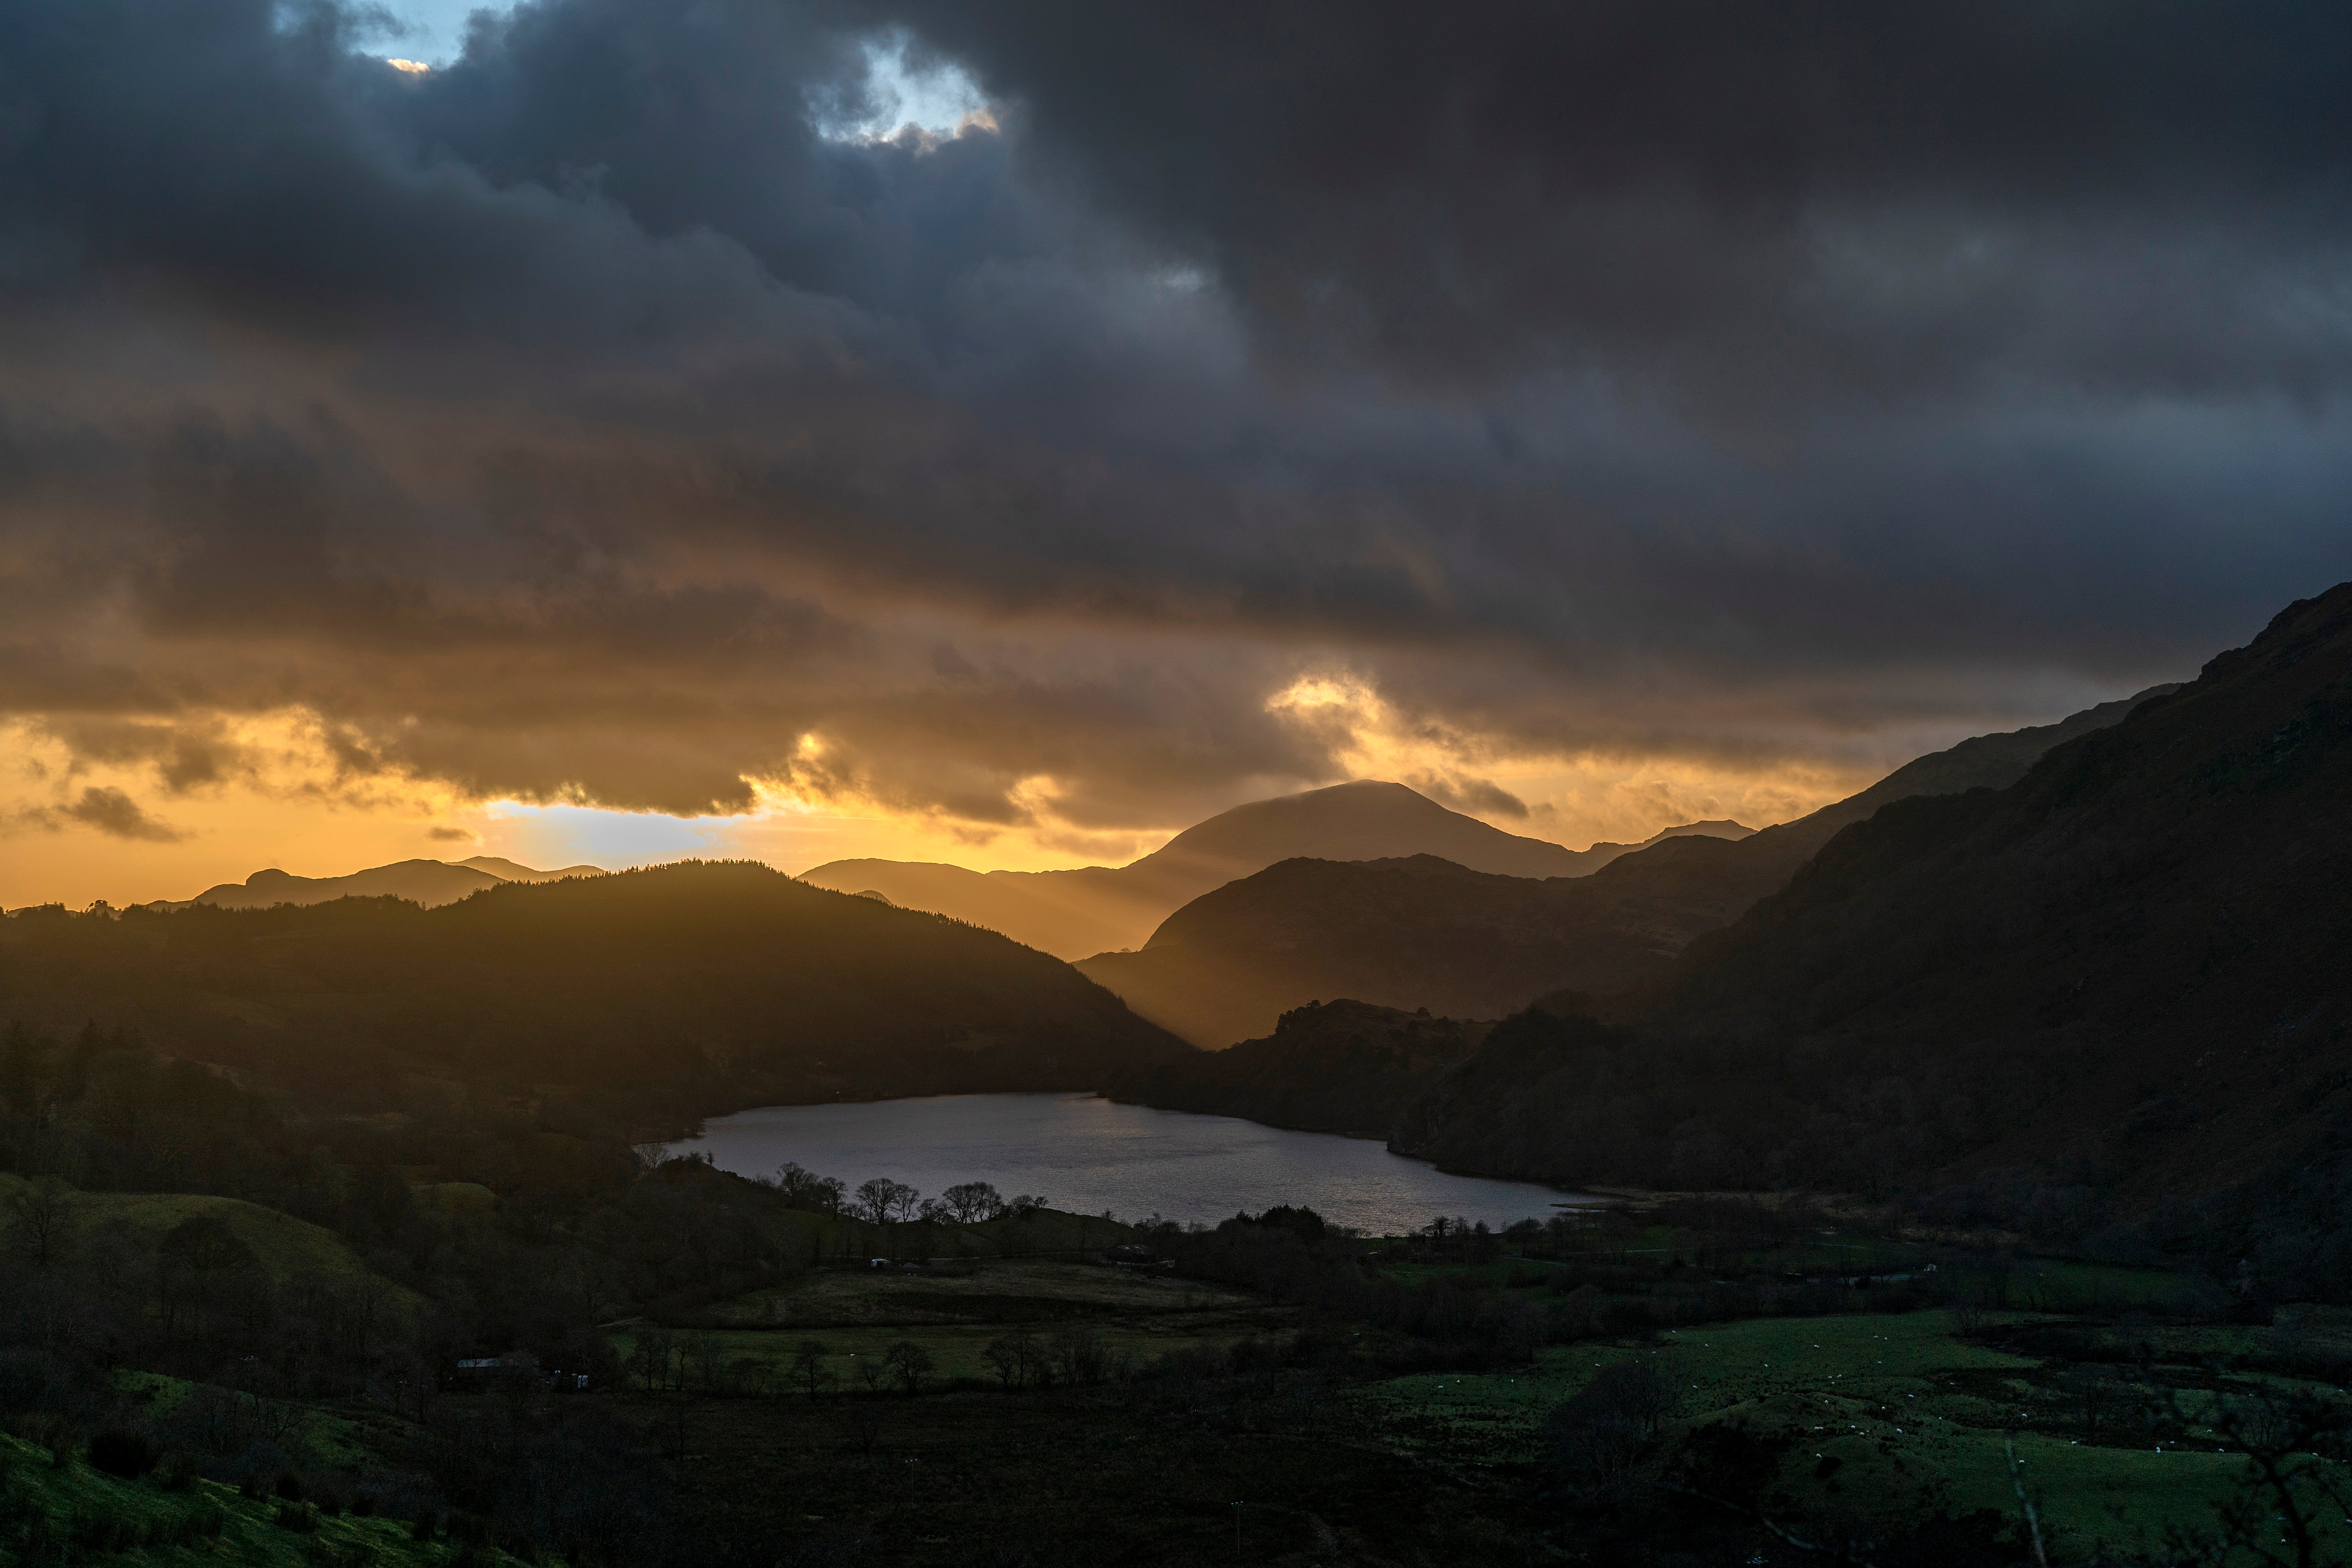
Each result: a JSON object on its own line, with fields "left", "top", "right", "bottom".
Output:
{"left": 661, "top": 1092, "right": 1600, "bottom": 1236}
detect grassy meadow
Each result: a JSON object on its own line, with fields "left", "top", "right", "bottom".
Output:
{"left": 0, "top": 1429, "right": 526, "bottom": 1567}
{"left": 585, "top": 1205, "right": 2352, "bottom": 1564}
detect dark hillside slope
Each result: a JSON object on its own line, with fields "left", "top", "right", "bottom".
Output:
{"left": 1759, "top": 682, "right": 2176, "bottom": 852}
{"left": 1103, "top": 999, "right": 1494, "bottom": 1138}
{"left": 1078, "top": 688, "right": 2176, "bottom": 1047}
{"left": 0, "top": 861, "right": 1186, "bottom": 1131}
{"left": 1395, "top": 586, "right": 2352, "bottom": 1257}
{"left": 1079, "top": 837, "right": 1775, "bottom": 1047}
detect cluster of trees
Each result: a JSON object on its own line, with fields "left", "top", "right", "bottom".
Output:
{"left": 984, "top": 1325, "right": 1119, "bottom": 1390}
{"left": 764, "top": 1163, "right": 1045, "bottom": 1226}
{"left": 0, "top": 1013, "right": 882, "bottom": 1561}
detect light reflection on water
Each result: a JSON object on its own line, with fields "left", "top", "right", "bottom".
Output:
{"left": 662, "top": 1092, "right": 1601, "bottom": 1236}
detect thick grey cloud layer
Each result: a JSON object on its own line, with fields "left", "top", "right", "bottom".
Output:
{"left": 0, "top": 0, "right": 2346, "bottom": 831}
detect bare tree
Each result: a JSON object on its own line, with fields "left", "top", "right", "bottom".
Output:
{"left": 5, "top": 1174, "right": 75, "bottom": 1269}
{"left": 840, "top": 1403, "right": 882, "bottom": 1455}
{"left": 854, "top": 1178, "right": 918, "bottom": 1226}
{"left": 789, "top": 1339, "right": 834, "bottom": 1402}
{"left": 1050, "top": 1324, "right": 1107, "bottom": 1387}
{"left": 984, "top": 1334, "right": 1027, "bottom": 1390}
{"left": 942, "top": 1182, "right": 1004, "bottom": 1223}
{"left": 2156, "top": 1385, "right": 2352, "bottom": 1568}
{"left": 776, "top": 1163, "right": 848, "bottom": 1214}
{"left": 883, "top": 1340, "right": 934, "bottom": 1396}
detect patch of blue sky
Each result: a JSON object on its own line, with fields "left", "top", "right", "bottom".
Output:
{"left": 358, "top": 5, "right": 991, "bottom": 144}
{"left": 826, "top": 31, "right": 992, "bottom": 140}
{"left": 477, "top": 802, "right": 740, "bottom": 873}
{"left": 362, "top": 0, "right": 506, "bottom": 67}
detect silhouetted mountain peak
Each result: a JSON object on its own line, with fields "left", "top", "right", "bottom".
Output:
{"left": 1641, "top": 819, "right": 1754, "bottom": 846}
{"left": 1131, "top": 780, "right": 1580, "bottom": 882}
{"left": 799, "top": 779, "right": 1751, "bottom": 958}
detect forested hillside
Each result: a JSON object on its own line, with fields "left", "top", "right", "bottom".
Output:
{"left": 1393, "top": 584, "right": 2352, "bottom": 1285}
{"left": 1103, "top": 1000, "right": 1492, "bottom": 1137}
{"left": 0, "top": 860, "right": 1187, "bottom": 1131}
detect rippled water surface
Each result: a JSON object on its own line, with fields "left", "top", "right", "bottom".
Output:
{"left": 664, "top": 1093, "right": 1599, "bottom": 1235}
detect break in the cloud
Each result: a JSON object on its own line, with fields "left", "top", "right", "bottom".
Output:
{"left": 0, "top": 0, "right": 2347, "bottom": 903}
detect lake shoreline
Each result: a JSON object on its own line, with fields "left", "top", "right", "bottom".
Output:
{"left": 663, "top": 1091, "right": 1603, "bottom": 1234}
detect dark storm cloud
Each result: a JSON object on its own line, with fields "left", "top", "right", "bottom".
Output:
{"left": 0, "top": 0, "right": 2345, "bottom": 833}
{"left": 0, "top": 786, "right": 187, "bottom": 842}
{"left": 884, "top": 1, "right": 2352, "bottom": 414}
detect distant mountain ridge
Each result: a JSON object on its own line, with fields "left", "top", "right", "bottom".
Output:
{"left": 800, "top": 779, "right": 1751, "bottom": 959}
{"left": 145, "top": 855, "right": 607, "bottom": 912}
{"left": 455, "top": 855, "right": 606, "bottom": 885}
{"left": 1081, "top": 684, "right": 2178, "bottom": 1046}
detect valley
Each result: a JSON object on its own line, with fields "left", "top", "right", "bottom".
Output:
{"left": 0, "top": 588, "right": 2344, "bottom": 1564}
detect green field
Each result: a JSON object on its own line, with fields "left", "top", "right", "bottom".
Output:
{"left": 0, "top": 1175, "right": 423, "bottom": 1307}
{"left": 0, "top": 1432, "right": 522, "bottom": 1566}
{"left": 624, "top": 1258, "right": 1288, "bottom": 1387}
{"left": 1353, "top": 1308, "right": 2352, "bottom": 1560}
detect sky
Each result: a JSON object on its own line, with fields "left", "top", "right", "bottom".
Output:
{"left": 2, "top": 1, "right": 2348, "bottom": 909}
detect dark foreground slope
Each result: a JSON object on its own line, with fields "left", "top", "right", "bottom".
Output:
{"left": 0, "top": 860, "right": 1185, "bottom": 1129}
{"left": 800, "top": 779, "right": 1744, "bottom": 959}
{"left": 1102, "top": 999, "right": 1493, "bottom": 1137}
{"left": 1396, "top": 585, "right": 2352, "bottom": 1249}
{"left": 1077, "top": 687, "right": 2173, "bottom": 1047}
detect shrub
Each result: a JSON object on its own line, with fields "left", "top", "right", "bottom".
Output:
{"left": 25, "top": 1413, "right": 78, "bottom": 1469}
{"left": 270, "top": 1499, "right": 320, "bottom": 1533}
{"left": 1544, "top": 1356, "right": 1681, "bottom": 1514}
{"left": 71, "top": 1509, "right": 139, "bottom": 1551}
{"left": 86, "top": 1426, "right": 159, "bottom": 1479}
{"left": 161, "top": 1503, "right": 227, "bottom": 1543}
{"left": 0, "top": 1479, "right": 45, "bottom": 1527}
